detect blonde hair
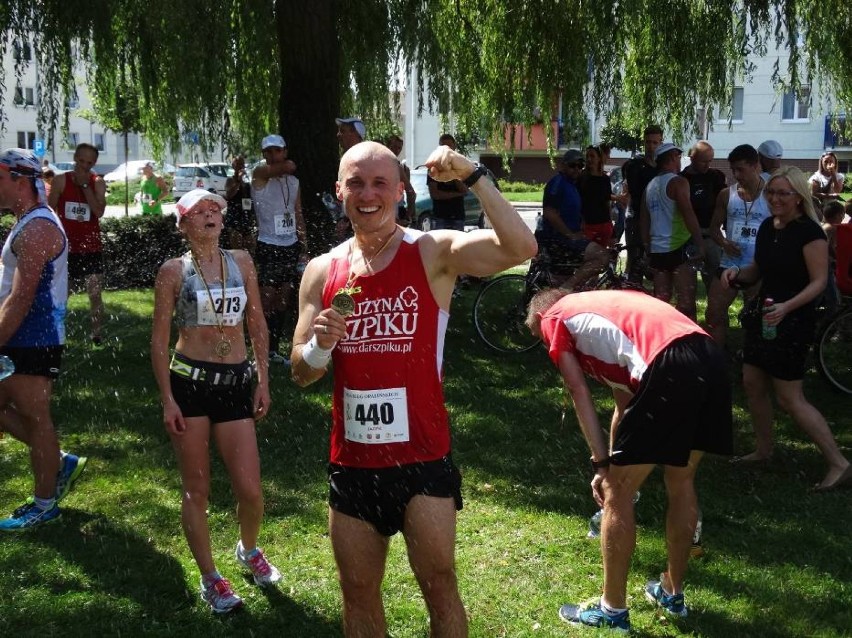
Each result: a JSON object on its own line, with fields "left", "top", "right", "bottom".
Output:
{"left": 524, "top": 288, "right": 570, "bottom": 332}
{"left": 767, "top": 166, "right": 820, "bottom": 224}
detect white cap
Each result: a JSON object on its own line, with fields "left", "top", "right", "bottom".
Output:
{"left": 335, "top": 117, "right": 366, "bottom": 140}
{"left": 757, "top": 140, "right": 783, "bottom": 159}
{"left": 261, "top": 134, "right": 286, "bottom": 150}
{"left": 654, "top": 142, "right": 682, "bottom": 161}
{"left": 175, "top": 188, "right": 227, "bottom": 226}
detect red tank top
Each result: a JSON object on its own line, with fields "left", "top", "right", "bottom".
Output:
{"left": 322, "top": 229, "right": 451, "bottom": 468}
{"left": 57, "top": 174, "right": 102, "bottom": 253}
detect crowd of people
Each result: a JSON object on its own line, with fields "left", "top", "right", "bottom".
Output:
{"left": 0, "top": 116, "right": 849, "bottom": 636}
{"left": 524, "top": 128, "right": 851, "bottom": 632}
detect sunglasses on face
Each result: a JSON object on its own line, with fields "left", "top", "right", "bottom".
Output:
{"left": 764, "top": 188, "right": 797, "bottom": 198}
{"left": 566, "top": 162, "right": 584, "bottom": 169}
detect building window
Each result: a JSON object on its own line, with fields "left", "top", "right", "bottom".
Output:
{"left": 13, "top": 86, "right": 35, "bottom": 107}
{"left": 782, "top": 86, "right": 810, "bottom": 121}
{"left": 13, "top": 39, "right": 32, "bottom": 62}
{"left": 17, "top": 131, "right": 37, "bottom": 149}
{"left": 63, "top": 133, "right": 80, "bottom": 150}
{"left": 732, "top": 87, "right": 744, "bottom": 122}
{"left": 94, "top": 133, "right": 106, "bottom": 151}
{"left": 66, "top": 87, "right": 80, "bottom": 109}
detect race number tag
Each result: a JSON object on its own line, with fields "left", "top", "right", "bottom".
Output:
{"left": 731, "top": 220, "right": 757, "bottom": 246}
{"left": 64, "top": 201, "right": 91, "bottom": 222}
{"left": 273, "top": 213, "right": 295, "bottom": 235}
{"left": 241, "top": 198, "right": 252, "bottom": 211}
{"left": 343, "top": 387, "right": 409, "bottom": 444}
{"left": 196, "top": 287, "right": 248, "bottom": 326}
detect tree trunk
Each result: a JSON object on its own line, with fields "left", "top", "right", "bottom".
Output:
{"left": 276, "top": 0, "right": 341, "bottom": 253}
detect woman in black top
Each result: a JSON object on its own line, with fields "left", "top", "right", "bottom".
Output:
{"left": 579, "top": 146, "right": 614, "bottom": 247}
{"left": 720, "top": 167, "right": 850, "bottom": 491}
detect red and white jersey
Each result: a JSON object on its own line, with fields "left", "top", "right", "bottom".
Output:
{"left": 539, "top": 291, "right": 706, "bottom": 393}
{"left": 322, "top": 228, "right": 451, "bottom": 468}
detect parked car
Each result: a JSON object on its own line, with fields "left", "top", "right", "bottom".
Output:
{"left": 52, "top": 162, "right": 76, "bottom": 172}
{"left": 172, "top": 162, "right": 232, "bottom": 199}
{"left": 103, "top": 160, "right": 176, "bottom": 185}
{"left": 410, "top": 167, "right": 499, "bottom": 230}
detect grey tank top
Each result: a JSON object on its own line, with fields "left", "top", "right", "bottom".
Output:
{"left": 174, "top": 249, "right": 248, "bottom": 328}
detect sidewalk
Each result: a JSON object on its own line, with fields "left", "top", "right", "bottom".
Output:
{"left": 104, "top": 202, "right": 177, "bottom": 219}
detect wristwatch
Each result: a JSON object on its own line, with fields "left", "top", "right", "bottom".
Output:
{"left": 590, "top": 455, "right": 611, "bottom": 471}
{"left": 462, "top": 163, "right": 488, "bottom": 187}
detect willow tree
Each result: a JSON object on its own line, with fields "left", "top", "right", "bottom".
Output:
{"left": 3, "top": 1, "right": 852, "bottom": 229}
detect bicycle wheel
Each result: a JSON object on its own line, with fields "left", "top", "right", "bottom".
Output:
{"left": 816, "top": 306, "right": 852, "bottom": 395}
{"left": 472, "top": 274, "right": 541, "bottom": 353}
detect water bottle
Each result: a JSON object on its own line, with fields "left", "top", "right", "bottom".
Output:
{"left": 587, "top": 491, "right": 641, "bottom": 538}
{"left": 587, "top": 509, "right": 604, "bottom": 538}
{"left": 684, "top": 243, "right": 703, "bottom": 273}
{"left": 761, "top": 298, "right": 777, "bottom": 340}
{"left": 0, "top": 355, "right": 15, "bottom": 381}
{"left": 690, "top": 508, "right": 705, "bottom": 558}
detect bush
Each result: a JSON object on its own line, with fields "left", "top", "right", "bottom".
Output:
{"left": 0, "top": 213, "right": 187, "bottom": 289}
{"left": 100, "top": 214, "right": 186, "bottom": 288}
{"left": 498, "top": 179, "right": 545, "bottom": 193}
{"left": 105, "top": 178, "right": 142, "bottom": 206}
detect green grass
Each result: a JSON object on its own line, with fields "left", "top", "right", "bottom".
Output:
{"left": 1, "top": 287, "right": 850, "bottom": 637}
{"left": 503, "top": 190, "right": 544, "bottom": 203}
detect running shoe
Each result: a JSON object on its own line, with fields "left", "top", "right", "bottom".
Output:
{"left": 268, "top": 351, "right": 290, "bottom": 366}
{"left": 0, "top": 502, "right": 61, "bottom": 532}
{"left": 558, "top": 599, "right": 631, "bottom": 633}
{"left": 200, "top": 577, "right": 244, "bottom": 614}
{"left": 645, "top": 577, "right": 688, "bottom": 617}
{"left": 56, "top": 452, "right": 88, "bottom": 503}
{"left": 235, "top": 541, "right": 282, "bottom": 587}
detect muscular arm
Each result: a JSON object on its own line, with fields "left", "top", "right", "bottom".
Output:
{"left": 47, "top": 173, "right": 65, "bottom": 210}
{"left": 542, "top": 205, "right": 580, "bottom": 240}
{"left": 709, "top": 188, "right": 738, "bottom": 254}
{"left": 291, "top": 255, "right": 346, "bottom": 386}
{"left": 669, "top": 176, "right": 704, "bottom": 252}
{"left": 0, "top": 219, "right": 65, "bottom": 346}
{"left": 252, "top": 160, "right": 296, "bottom": 189}
{"left": 421, "top": 147, "right": 537, "bottom": 281}
{"left": 558, "top": 351, "right": 609, "bottom": 462}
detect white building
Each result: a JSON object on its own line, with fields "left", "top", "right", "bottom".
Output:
{"left": 1, "top": 37, "right": 222, "bottom": 172}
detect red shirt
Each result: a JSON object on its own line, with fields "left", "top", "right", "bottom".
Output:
{"left": 322, "top": 230, "right": 451, "bottom": 468}
{"left": 539, "top": 291, "right": 706, "bottom": 394}
{"left": 56, "top": 174, "right": 102, "bottom": 253}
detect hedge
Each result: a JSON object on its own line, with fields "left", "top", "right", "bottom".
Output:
{"left": 1, "top": 213, "right": 187, "bottom": 289}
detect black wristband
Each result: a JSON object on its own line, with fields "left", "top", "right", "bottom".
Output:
{"left": 462, "top": 163, "right": 488, "bottom": 187}
{"left": 590, "top": 456, "right": 611, "bottom": 471}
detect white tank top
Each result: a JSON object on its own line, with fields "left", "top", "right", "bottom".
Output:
{"left": 252, "top": 174, "right": 299, "bottom": 247}
{"left": 720, "top": 183, "right": 770, "bottom": 269}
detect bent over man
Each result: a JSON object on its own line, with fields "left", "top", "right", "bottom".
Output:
{"left": 526, "top": 289, "right": 732, "bottom": 633}
{"left": 291, "top": 141, "right": 536, "bottom": 637}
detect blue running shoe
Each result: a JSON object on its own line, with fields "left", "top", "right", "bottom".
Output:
{"left": 56, "top": 452, "right": 88, "bottom": 503}
{"left": 559, "top": 600, "right": 631, "bottom": 633}
{"left": 0, "top": 502, "right": 61, "bottom": 531}
{"left": 645, "top": 578, "right": 688, "bottom": 617}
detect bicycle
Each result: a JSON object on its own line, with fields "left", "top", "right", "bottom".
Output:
{"left": 472, "top": 244, "right": 646, "bottom": 353}
{"left": 815, "top": 298, "right": 852, "bottom": 395}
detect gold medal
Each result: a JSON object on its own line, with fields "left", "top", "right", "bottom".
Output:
{"left": 331, "top": 291, "right": 356, "bottom": 317}
{"left": 215, "top": 339, "right": 231, "bottom": 358}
